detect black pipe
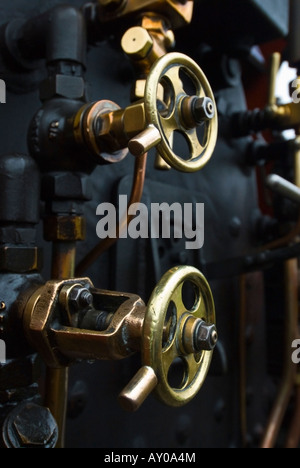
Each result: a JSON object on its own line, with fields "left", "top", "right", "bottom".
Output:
{"left": 0, "top": 153, "right": 40, "bottom": 226}
{"left": 288, "top": 0, "right": 300, "bottom": 71}
{"left": 4, "top": 6, "right": 87, "bottom": 70}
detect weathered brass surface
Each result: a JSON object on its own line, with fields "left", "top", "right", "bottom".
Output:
{"left": 23, "top": 278, "right": 146, "bottom": 367}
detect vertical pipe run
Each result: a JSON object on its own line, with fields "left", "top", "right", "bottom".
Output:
{"left": 268, "top": 53, "right": 281, "bottom": 108}
{"left": 285, "top": 385, "right": 300, "bottom": 448}
{"left": 45, "top": 240, "right": 77, "bottom": 449}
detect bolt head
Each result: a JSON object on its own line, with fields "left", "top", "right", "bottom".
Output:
{"left": 3, "top": 403, "right": 58, "bottom": 448}
{"left": 194, "top": 321, "right": 218, "bottom": 352}
{"left": 193, "top": 97, "right": 215, "bottom": 123}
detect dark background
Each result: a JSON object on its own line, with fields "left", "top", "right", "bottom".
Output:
{"left": 0, "top": 0, "right": 289, "bottom": 448}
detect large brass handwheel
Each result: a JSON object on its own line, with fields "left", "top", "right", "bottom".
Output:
{"left": 142, "top": 265, "right": 216, "bottom": 407}
{"left": 145, "top": 53, "right": 218, "bottom": 173}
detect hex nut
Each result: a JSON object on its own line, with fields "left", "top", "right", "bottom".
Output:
{"left": 39, "top": 75, "right": 85, "bottom": 101}
{"left": 69, "top": 286, "right": 93, "bottom": 310}
{"left": 42, "top": 173, "right": 92, "bottom": 201}
{"left": 194, "top": 321, "right": 218, "bottom": 352}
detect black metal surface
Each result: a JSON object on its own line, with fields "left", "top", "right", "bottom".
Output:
{"left": 0, "top": 153, "right": 40, "bottom": 225}
{"left": 0, "top": 0, "right": 291, "bottom": 449}
{"left": 2, "top": 402, "right": 58, "bottom": 448}
{"left": 190, "top": 0, "right": 289, "bottom": 48}
{"left": 288, "top": 0, "right": 300, "bottom": 69}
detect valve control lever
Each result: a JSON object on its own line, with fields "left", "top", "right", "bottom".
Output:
{"left": 267, "top": 174, "right": 300, "bottom": 205}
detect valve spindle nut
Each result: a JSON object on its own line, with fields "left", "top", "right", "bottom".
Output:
{"left": 193, "top": 97, "right": 215, "bottom": 123}
{"left": 181, "top": 96, "right": 215, "bottom": 130}
{"left": 69, "top": 286, "right": 93, "bottom": 310}
{"left": 193, "top": 321, "right": 218, "bottom": 352}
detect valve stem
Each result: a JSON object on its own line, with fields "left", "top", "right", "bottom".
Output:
{"left": 193, "top": 320, "right": 218, "bottom": 352}
{"left": 192, "top": 97, "right": 215, "bottom": 123}
{"left": 181, "top": 96, "right": 215, "bottom": 129}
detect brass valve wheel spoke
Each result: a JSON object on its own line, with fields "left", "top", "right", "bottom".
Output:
{"left": 186, "top": 127, "right": 207, "bottom": 158}
{"left": 145, "top": 53, "right": 218, "bottom": 173}
{"left": 142, "top": 265, "right": 216, "bottom": 407}
{"left": 163, "top": 65, "right": 186, "bottom": 100}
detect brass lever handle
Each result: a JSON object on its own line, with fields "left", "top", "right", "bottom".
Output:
{"left": 128, "top": 125, "right": 161, "bottom": 156}
{"left": 267, "top": 173, "right": 300, "bottom": 204}
{"left": 119, "top": 366, "right": 158, "bottom": 412}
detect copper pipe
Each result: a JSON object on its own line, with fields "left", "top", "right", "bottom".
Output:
{"left": 260, "top": 217, "right": 300, "bottom": 251}
{"left": 51, "top": 242, "right": 76, "bottom": 280}
{"left": 76, "top": 153, "right": 148, "bottom": 276}
{"left": 285, "top": 384, "right": 300, "bottom": 448}
{"left": 45, "top": 240, "right": 77, "bottom": 448}
{"left": 261, "top": 259, "right": 298, "bottom": 448}
{"left": 44, "top": 367, "right": 69, "bottom": 448}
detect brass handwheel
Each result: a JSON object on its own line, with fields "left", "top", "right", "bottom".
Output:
{"left": 145, "top": 53, "right": 218, "bottom": 173}
{"left": 119, "top": 266, "right": 217, "bottom": 411}
{"left": 142, "top": 265, "right": 216, "bottom": 407}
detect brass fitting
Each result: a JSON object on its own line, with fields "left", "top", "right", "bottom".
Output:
{"left": 73, "top": 100, "right": 129, "bottom": 163}
{"left": 121, "top": 26, "right": 154, "bottom": 61}
{"left": 121, "top": 16, "right": 176, "bottom": 76}
{"left": 74, "top": 100, "right": 147, "bottom": 156}
{"left": 43, "top": 216, "right": 86, "bottom": 242}
{"left": 141, "top": 14, "right": 175, "bottom": 52}
{"left": 23, "top": 266, "right": 216, "bottom": 410}
{"left": 23, "top": 278, "right": 146, "bottom": 367}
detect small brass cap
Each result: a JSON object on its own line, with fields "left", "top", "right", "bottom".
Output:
{"left": 122, "top": 27, "right": 153, "bottom": 60}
